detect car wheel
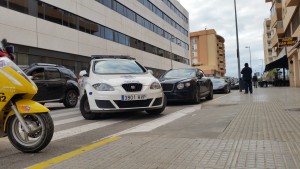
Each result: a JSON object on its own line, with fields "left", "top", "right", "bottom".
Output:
{"left": 146, "top": 94, "right": 166, "bottom": 115}
{"left": 80, "top": 93, "right": 97, "bottom": 120}
{"left": 193, "top": 88, "right": 201, "bottom": 104}
{"left": 206, "top": 85, "right": 213, "bottom": 100}
{"left": 63, "top": 90, "right": 78, "bottom": 108}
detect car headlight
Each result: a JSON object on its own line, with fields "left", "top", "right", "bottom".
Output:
{"left": 150, "top": 82, "right": 161, "bottom": 89}
{"left": 177, "top": 83, "right": 184, "bottom": 89}
{"left": 185, "top": 82, "right": 191, "bottom": 87}
{"left": 92, "top": 83, "right": 114, "bottom": 91}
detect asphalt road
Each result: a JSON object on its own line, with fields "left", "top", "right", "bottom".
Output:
{"left": 0, "top": 93, "right": 230, "bottom": 169}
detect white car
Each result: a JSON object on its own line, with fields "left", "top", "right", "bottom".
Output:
{"left": 79, "top": 55, "right": 166, "bottom": 120}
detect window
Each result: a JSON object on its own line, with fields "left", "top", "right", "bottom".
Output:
{"left": 192, "top": 52, "right": 198, "bottom": 57}
{"left": 46, "top": 68, "right": 61, "bottom": 79}
{"left": 45, "top": 5, "right": 62, "bottom": 25}
{"left": 192, "top": 37, "right": 197, "bottom": 43}
{"left": 192, "top": 44, "right": 197, "bottom": 50}
{"left": 104, "top": 27, "right": 113, "bottom": 41}
{"left": 8, "top": 0, "right": 30, "bottom": 14}
{"left": 192, "top": 59, "right": 198, "bottom": 64}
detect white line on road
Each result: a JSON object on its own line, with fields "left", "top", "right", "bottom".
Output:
{"left": 50, "top": 111, "right": 79, "bottom": 118}
{"left": 105, "top": 105, "right": 202, "bottom": 139}
{"left": 52, "top": 119, "right": 123, "bottom": 141}
{"left": 54, "top": 116, "right": 84, "bottom": 126}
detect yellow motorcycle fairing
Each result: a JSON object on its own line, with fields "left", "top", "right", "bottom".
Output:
{"left": 3, "top": 99, "right": 49, "bottom": 132}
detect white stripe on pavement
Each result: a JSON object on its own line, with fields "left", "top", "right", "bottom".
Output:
{"left": 52, "top": 119, "right": 123, "bottom": 141}
{"left": 106, "top": 105, "right": 201, "bottom": 138}
{"left": 50, "top": 111, "right": 79, "bottom": 118}
{"left": 54, "top": 116, "right": 84, "bottom": 126}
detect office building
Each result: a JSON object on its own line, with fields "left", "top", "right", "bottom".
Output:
{"left": 0, "top": 0, "right": 190, "bottom": 76}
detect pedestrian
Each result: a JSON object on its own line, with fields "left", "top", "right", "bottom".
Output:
{"left": 241, "top": 63, "right": 253, "bottom": 94}
{"left": 252, "top": 74, "right": 258, "bottom": 88}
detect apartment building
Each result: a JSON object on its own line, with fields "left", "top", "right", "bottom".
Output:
{"left": 263, "top": 19, "right": 274, "bottom": 64}
{"left": 0, "top": 0, "right": 190, "bottom": 76}
{"left": 190, "top": 29, "right": 226, "bottom": 77}
{"left": 264, "top": 0, "right": 300, "bottom": 87}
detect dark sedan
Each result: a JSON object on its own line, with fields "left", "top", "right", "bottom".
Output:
{"left": 159, "top": 68, "right": 213, "bottom": 103}
{"left": 211, "top": 78, "right": 231, "bottom": 93}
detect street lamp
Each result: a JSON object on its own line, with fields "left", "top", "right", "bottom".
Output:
{"left": 169, "top": 36, "right": 175, "bottom": 69}
{"left": 234, "top": 0, "right": 242, "bottom": 92}
{"left": 245, "top": 46, "right": 252, "bottom": 67}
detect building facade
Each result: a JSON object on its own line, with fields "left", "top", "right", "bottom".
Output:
{"left": 264, "top": 0, "right": 300, "bottom": 87}
{"left": 263, "top": 19, "right": 274, "bottom": 64}
{"left": 0, "top": 0, "right": 190, "bottom": 76}
{"left": 190, "top": 29, "right": 226, "bottom": 77}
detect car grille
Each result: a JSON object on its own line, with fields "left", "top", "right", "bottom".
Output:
{"left": 161, "top": 83, "right": 174, "bottom": 92}
{"left": 122, "top": 83, "right": 143, "bottom": 92}
{"left": 114, "top": 99, "right": 152, "bottom": 108}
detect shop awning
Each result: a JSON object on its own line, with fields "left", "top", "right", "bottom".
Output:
{"left": 264, "top": 55, "right": 288, "bottom": 72}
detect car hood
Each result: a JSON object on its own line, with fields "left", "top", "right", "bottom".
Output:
{"left": 89, "top": 73, "right": 158, "bottom": 86}
{"left": 159, "top": 77, "right": 192, "bottom": 84}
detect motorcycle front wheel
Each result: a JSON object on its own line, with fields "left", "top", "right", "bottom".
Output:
{"left": 7, "top": 113, "right": 54, "bottom": 153}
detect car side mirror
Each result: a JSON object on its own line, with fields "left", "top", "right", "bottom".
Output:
{"left": 198, "top": 74, "right": 203, "bottom": 79}
{"left": 79, "top": 70, "right": 88, "bottom": 77}
{"left": 28, "top": 76, "right": 33, "bottom": 80}
{"left": 148, "top": 70, "right": 153, "bottom": 75}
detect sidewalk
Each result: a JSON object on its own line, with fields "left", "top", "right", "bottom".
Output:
{"left": 30, "top": 87, "right": 300, "bottom": 169}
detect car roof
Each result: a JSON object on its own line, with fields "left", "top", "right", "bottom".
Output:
{"left": 91, "top": 55, "right": 135, "bottom": 60}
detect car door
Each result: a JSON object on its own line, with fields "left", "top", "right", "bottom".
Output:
{"left": 196, "top": 70, "right": 207, "bottom": 95}
{"left": 30, "top": 68, "right": 47, "bottom": 102}
{"left": 44, "top": 68, "right": 65, "bottom": 101}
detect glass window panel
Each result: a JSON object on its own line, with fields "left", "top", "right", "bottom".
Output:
{"left": 8, "top": 0, "right": 29, "bottom": 14}
{"left": 79, "top": 18, "right": 86, "bottom": 32}
{"left": 105, "top": 27, "right": 113, "bottom": 41}
{"left": 45, "top": 5, "right": 62, "bottom": 25}
{"left": 90, "top": 22, "right": 98, "bottom": 35}
{"left": 0, "top": 0, "right": 8, "bottom": 8}
{"left": 37, "top": 2, "right": 44, "bottom": 19}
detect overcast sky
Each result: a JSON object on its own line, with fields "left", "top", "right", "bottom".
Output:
{"left": 180, "top": 0, "right": 271, "bottom": 77}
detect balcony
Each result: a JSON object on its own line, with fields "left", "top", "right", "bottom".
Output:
{"left": 276, "top": 21, "right": 284, "bottom": 36}
{"left": 271, "top": 33, "right": 278, "bottom": 47}
{"left": 286, "top": 0, "right": 299, "bottom": 7}
{"left": 270, "top": 0, "right": 282, "bottom": 27}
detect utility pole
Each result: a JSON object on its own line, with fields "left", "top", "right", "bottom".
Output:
{"left": 234, "top": 0, "right": 242, "bottom": 92}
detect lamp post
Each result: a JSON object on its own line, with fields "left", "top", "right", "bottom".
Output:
{"left": 234, "top": 0, "right": 242, "bottom": 92}
{"left": 245, "top": 46, "right": 252, "bottom": 67}
{"left": 169, "top": 36, "right": 175, "bottom": 69}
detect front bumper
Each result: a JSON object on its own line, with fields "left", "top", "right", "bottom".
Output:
{"left": 86, "top": 85, "right": 164, "bottom": 113}
{"left": 164, "top": 91, "right": 194, "bottom": 101}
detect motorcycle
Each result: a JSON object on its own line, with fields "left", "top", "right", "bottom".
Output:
{"left": 0, "top": 42, "right": 54, "bottom": 153}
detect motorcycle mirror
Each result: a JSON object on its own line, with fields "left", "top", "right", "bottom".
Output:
{"left": 5, "top": 46, "right": 14, "bottom": 54}
{"left": 79, "top": 70, "right": 88, "bottom": 77}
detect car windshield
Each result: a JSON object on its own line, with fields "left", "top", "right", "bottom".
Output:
{"left": 162, "top": 69, "right": 196, "bottom": 78}
{"left": 93, "top": 60, "right": 146, "bottom": 74}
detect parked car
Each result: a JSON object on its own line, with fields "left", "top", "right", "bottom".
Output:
{"left": 159, "top": 68, "right": 213, "bottom": 103}
{"left": 79, "top": 55, "right": 166, "bottom": 120}
{"left": 24, "top": 63, "right": 79, "bottom": 108}
{"left": 211, "top": 78, "right": 231, "bottom": 93}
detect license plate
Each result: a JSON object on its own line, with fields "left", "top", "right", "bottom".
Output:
{"left": 121, "top": 95, "right": 147, "bottom": 101}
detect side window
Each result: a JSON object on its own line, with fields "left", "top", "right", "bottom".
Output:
{"left": 60, "top": 68, "right": 77, "bottom": 79}
{"left": 45, "top": 68, "right": 61, "bottom": 80}
{"left": 30, "top": 68, "right": 45, "bottom": 80}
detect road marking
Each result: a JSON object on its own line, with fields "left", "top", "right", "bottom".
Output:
{"left": 105, "top": 105, "right": 201, "bottom": 138}
{"left": 50, "top": 111, "right": 79, "bottom": 118}
{"left": 52, "top": 119, "right": 123, "bottom": 141}
{"left": 54, "top": 116, "right": 84, "bottom": 126}
{"left": 26, "top": 136, "right": 121, "bottom": 169}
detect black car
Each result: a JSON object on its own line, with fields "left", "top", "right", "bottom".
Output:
{"left": 159, "top": 68, "right": 213, "bottom": 103}
{"left": 24, "top": 63, "right": 79, "bottom": 108}
{"left": 211, "top": 78, "right": 231, "bottom": 93}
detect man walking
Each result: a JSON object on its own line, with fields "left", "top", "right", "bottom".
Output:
{"left": 252, "top": 74, "right": 258, "bottom": 88}
{"left": 241, "top": 63, "right": 253, "bottom": 94}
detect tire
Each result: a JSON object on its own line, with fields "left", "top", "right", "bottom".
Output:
{"left": 63, "top": 90, "right": 78, "bottom": 108}
{"left": 206, "top": 85, "right": 213, "bottom": 100}
{"left": 146, "top": 94, "right": 166, "bottom": 115}
{"left": 80, "top": 93, "right": 97, "bottom": 120}
{"left": 193, "top": 88, "right": 201, "bottom": 104}
{"left": 7, "top": 113, "right": 54, "bottom": 153}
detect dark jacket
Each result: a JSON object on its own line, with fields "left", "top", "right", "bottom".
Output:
{"left": 252, "top": 75, "right": 258, "bottom": 81}
{"left": 241, "top": 67, "right": 252, "bottom": 81}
